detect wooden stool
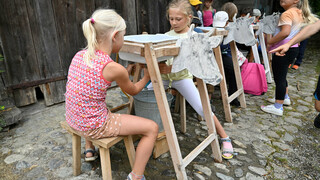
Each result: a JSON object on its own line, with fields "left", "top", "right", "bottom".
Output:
{"left": 60, "top": 121, "right": 135, "bottom": 180}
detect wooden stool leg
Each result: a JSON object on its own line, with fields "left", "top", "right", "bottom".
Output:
{"left": 124, "top": 135, "right": 136, "bottom": 168}
{"left": 99, "top": 147, "right": 112, "bottom": 180}
{"left": 72, "top": 133, "right": 81, "bottom": 176}
{"left": 174, "top": 92, "right": 180, "bottom": 113}
{"left": 180, "top": 94, "right": 186, "bottom": 133}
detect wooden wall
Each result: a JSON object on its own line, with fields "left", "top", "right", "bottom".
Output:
{"left": 0, "top": 0, "right": 145, "bottom": 107}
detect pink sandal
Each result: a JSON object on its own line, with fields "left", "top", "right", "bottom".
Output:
{"left": 221, "top": 138, "right": 235, "bottom": 159}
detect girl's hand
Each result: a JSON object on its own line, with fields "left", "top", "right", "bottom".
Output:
{"left": 142, "top": 65, "right": 150, "bottom": 80}
{"left": 126, "top": 64, "right": 135, "bottom": 75}
{"left": 269, "top": 44, "right": 290, "bottom": 56}
{"left": 158, "top": 63, "right": 172, "bottom": 74}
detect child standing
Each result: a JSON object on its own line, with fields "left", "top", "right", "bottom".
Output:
{"left": 262, "top": 0, "right": 317, "bottom": 116}
{"left": 65, "top": 9, "right": 158, "bottom": 180}
{"left": 270, "top": 20, "right": 320, "bottom": 126}
{"left": 151, "top": 0, "right": 234, "bottom": 159}
{"left": 202, "top": 0, "right": 216, "bottom": 27}
{"left": 189, "top": 0, "right": 203, "bottom": 27}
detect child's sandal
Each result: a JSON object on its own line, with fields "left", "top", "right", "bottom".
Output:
{"left": 84, "top": 148, "right": 98, "bottom": 162}
{"left": 221, "top": 138, "right": 236, "bottom": 160}
{"left": 127, "top": 171, "right": 146, "bottom": 180}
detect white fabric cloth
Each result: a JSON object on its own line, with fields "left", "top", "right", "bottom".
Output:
{"left": 223, "top": 15, "right": 256, "bottom": 46}
{"left": 171, "top": 25, "right": 223, "bottom": 86}
{"left": 255, "top": 13, "right": 280, "bottom": 35}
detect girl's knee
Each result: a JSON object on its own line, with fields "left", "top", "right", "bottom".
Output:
{"left": 147, "top": 120, "right": 159, "bottom": 137}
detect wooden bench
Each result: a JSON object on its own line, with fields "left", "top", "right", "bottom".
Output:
{"left": 60, "top": 121, "right": 135, "bottom": 180}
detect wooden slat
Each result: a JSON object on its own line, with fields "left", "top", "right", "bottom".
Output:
{"left": 25, "top": 0, "right": 64, "bottom": 79}
{"left": 144, "top": 43, "right": 186, "bottom": 179}
{"left": 229, "top": 41, "right": 246, "bottom": 108}
{"left": 110, "top": 102, "right": 130, "bottom": 113}
{"left": 127, "top": 62, "right": 141, "bottom": 114}
{"left": 213, "top": 46, "right": 232, "bottom": 122}
{"left": 153, "top": 135, "right": 169, "bottom": 159}
{"left": 121, "top": 0, "right": 137, "bottom": 35}
{"left": 60, "top": 121, "right": 123, "bottom": 149}
{"left": 120, "top": 44, "right": 144, "bottom": 56}
{"left": 136, "top": 0, "right": 170, "bottom": 34}
{"left": 0, "top": 0, "right": 40, "bottom": 86}
{"left": 182, "top": 133, "right": 217, "bottom": 168}
{"left": 180, "top": 94, "right": 186, "bottom": 133}
{"left": 123, "top": 136, "right": 136, "bottom": 168}
{"left": 72, "top": 133, "right": 81, "bottom": 176}
{"left": 99, "top": 147, "right": 112, "bottom": 180}
{"left": 228, "top": 89, "right": 244, "bottom": 104}
{"left": 154, "top": 46, "right": 179, "bottom": 58}
{"left": 196, "top": 78, "right": 222, "bottom": 162}
{"left": 39, "top": 79, "right": 67, "bottom": 106}
{"left": 51, "top": 0, "right": 80, "bottom": 75}
{"left": 13, "top": 87, "right": 37, "bottom": 107}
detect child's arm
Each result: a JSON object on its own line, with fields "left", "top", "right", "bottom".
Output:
{"left": 267, "top": 25, "right": 291, "bottom": 46}
{"left": 270, "top": 20, "right": 320, "bottom": 55}
{"left": 103, "top": 62, "right": 150, "bottom": 96}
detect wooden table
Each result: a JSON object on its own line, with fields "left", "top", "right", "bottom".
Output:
{"left": 119, "top": 34, "right": 222, "bottom": 179}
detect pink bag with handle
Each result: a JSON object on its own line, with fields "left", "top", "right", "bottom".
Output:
{"left": 241, "top": 60, "right": 268, "bottom": 95}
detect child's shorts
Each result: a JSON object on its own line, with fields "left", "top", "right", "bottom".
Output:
{"left": 74, "top": 110, "right": 122, "bottom": 140}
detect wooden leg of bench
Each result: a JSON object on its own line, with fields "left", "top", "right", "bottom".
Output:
{"left": 99, "top": 147, "right": 112, "bottom": 180}
{"left": 72, "top": 133, "right": 81, "bottom": 176}
{"left": 174, "top": 92, "right": 180, "bottom": 113}
{"left": 180, "top": 95, "right": 186, "bottom": 133}
{"left": 124, "top": 135, "right": 136, "bottom": 168}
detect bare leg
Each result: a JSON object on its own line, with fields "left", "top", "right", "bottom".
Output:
{"left": 119, "top": 114, "right": 158, "bottom": 178}
{"left": 84, "top": 139, "right": 95, "bottom": 158}
{"left": 213, "top": 115, "right": 227, "bottom": 138}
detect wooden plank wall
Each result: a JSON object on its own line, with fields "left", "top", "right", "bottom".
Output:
{"left": 0, "top": 0, "right": 138, "bottom": 107}
{"left": 136, "top": 0, "right": 171, "bottom": 34}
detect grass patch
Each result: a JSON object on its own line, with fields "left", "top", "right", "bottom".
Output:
{"left": 275, "top": 157, "right": 288, "bottom": 164}
{"left": 275, "top": 130, "right": 285, "bottom": 137}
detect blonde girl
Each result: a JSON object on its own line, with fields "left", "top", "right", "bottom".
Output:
{"left": 261, "top": 0, "right": 318, "bottom": 116}
{"left": 65, "top": 9, "right": 158, "bottom": 180}
{"left": 148, "top": 0, "right": 235, "bottom": 159}
{"left": 202, "top": 0, "right": 216, "bottom": 27}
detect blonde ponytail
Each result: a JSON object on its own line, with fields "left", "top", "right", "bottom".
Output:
{"left": 82, "top": 9, "right": 126, "bottom": 66}
{"left": 298, "top": 0, "right": 319, "bottom": 24}
{"left": 82, "top": 19, "right": 98, "bottom": 66}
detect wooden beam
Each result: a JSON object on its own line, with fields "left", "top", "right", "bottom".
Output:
{"left": 182, "top": 133, "right": 217, "bottom": 168}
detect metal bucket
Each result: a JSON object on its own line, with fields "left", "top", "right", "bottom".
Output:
{"left": 133, "top": 90, "right": 173, "bottom": 132}
{"left": 120, "top": 90, "right": 129, "bottom": 103}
